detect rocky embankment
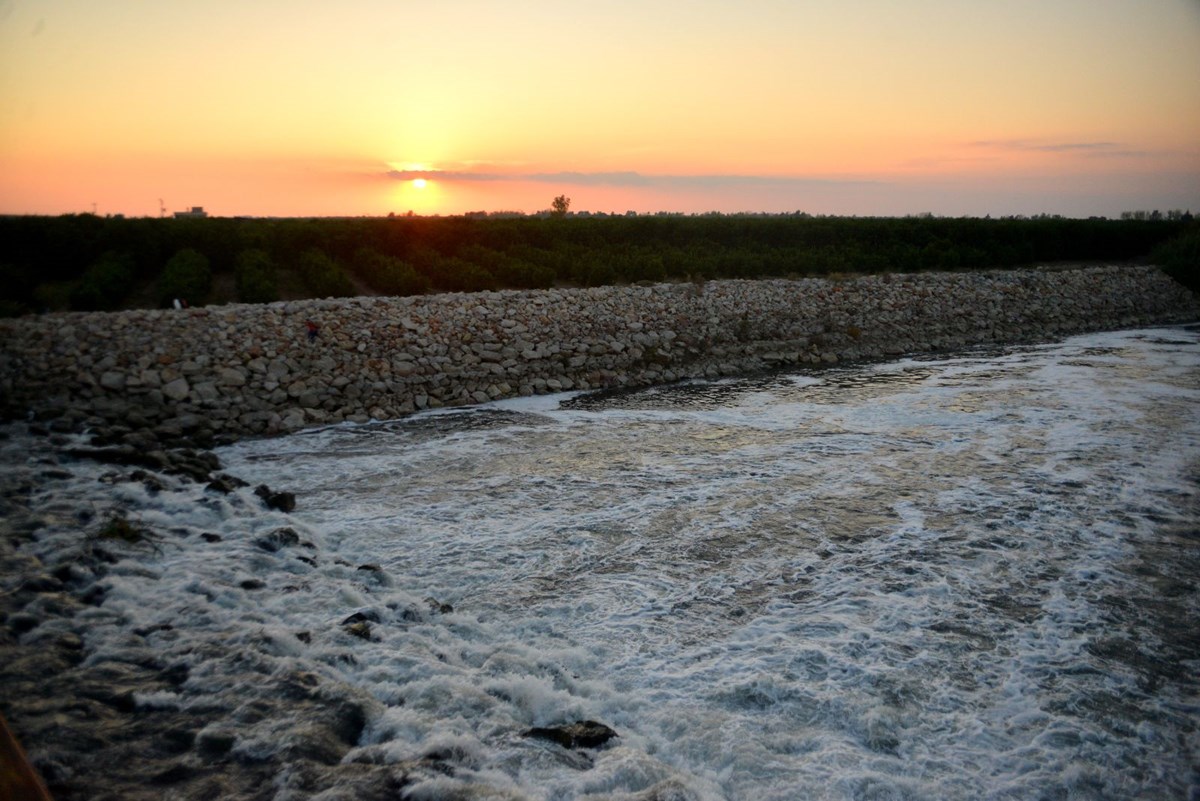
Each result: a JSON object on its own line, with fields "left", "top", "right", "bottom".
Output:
{"left": 0, "top": 266, "right": 1197, "bottom": 800}
{"left": 1, "top": 265, "right": 1197, "bottom": 448}
{"left": 0, "top": 428, "right": 508, "bottom": 800}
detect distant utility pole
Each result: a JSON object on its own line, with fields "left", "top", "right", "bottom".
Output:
{"left": 159, "top": 198, "right": 166, "bottom": 218}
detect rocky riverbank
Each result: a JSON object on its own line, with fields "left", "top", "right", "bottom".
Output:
{"left": 1, "top": 423, "right": 602, "bottom": 800}
{"left": 1, "top": 265, "right": 1196, "bottom": 449}
{"left": 2, "top": 307, "right": 1198, "bottom": 799}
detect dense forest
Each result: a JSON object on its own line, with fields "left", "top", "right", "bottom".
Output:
{"left": 0, "top": 213, "right": 1196, "bottom": 317}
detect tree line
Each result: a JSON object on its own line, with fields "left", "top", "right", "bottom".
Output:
{"left": 0, "top": 213, "right": 1195, "bottom": 316}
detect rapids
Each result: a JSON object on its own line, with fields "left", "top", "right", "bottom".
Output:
{"left": 4, "top": 325, "right": 1197, "bottom": 800}
{"left": 216, "top": 325, "right": 1200, "bottom": 799}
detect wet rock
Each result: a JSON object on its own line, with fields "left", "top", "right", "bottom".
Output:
{"left": 341, "top": 610, "right": 381, "bottom": 625}
{"left": 524, "top": 720, "right": 619, "bottom": 750}
{"left": 345, "top": 622, "right": 372, "bottom": 640}
{"left": 120, "top": 430, "right": 162, "bottom": 452}
{"left": 255, "top": 527, "right": 300, "bottom": 552}
{"left": 201, "top": 533, "right": 222, "bottom": 543}
{"left": 128, "top": 469, "right": 167, "bottom": 494}
{"left": 239, "top": 579, "right": 266, "bottom": 590}
{"left": 165, "top": 450, "right": 221, "bottom": 482}
{"left": 206, "top": 474, "right": 247, "bottom": 494}
{"left": 255, "top": 484, "right": 296, "bottom": 512}
{"left": 424, "top": 597, "right": 454, "bottom": 615}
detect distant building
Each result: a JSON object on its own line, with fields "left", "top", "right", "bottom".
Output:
{"left": 174, "top": 206, "right": 207, "bottom": 219}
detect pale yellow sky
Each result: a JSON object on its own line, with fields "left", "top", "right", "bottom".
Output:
{"left": 1, "top": 0, "right": 1198, "bottom": 216}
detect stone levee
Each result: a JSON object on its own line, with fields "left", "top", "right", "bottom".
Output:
{"left": 1, "top": 265, "right": 1195, "bottom": 446}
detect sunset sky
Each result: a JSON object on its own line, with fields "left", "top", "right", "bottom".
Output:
{"left": 2, "top": 0, "right": 1198, "bottom": 218}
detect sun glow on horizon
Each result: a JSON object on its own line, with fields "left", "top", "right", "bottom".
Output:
{"left": 1, "top": 1, "right": 1197, "bottom": 218}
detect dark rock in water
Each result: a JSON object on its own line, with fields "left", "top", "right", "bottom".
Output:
{"left": 201, "top": 533, "right": 222, "bottom": 543}
{"left": 184, "top": 449, "right": 221, "bottom": 472}
{"left": 342, "top": 610, "right": 377, "bottom": 640}
{"left": 424, "top": 597, "right": 454, "bottom": 615}
{"left": 345, "top": 622, "right": 372, "bottom": 640}
{"left": 206, "top": 475, "right": 242, "bottom": 494}
{"left": 239, "top": 579, "right": 266, "bottom": 591}
{"left": 129, "top": 469, "right": 167, "bottom": 494}
{"left": 217, "top": 473, "right": 249, "bottom": 489}
{"left": 357, "top": 563, "right": 393, "bottom": 587}
{"left": 255, "top": 527, "right": 300, "bottom": 552}
{"left": 296, "top": 631, "right": 312, "bottom": 644}
{"left": 165, "top": 450, "right": 220, "bottom": 482}
{"left": 524, "top": 720, "right": 619, "bottom": 750}
{"left": 120, "top": 430, "right": 161, "bottom": 453}
{"left": 255, "top": 484, "right": 296, "bottom": 512}
{"left": 342, "top": 610, "right": 381, "bottom": 625}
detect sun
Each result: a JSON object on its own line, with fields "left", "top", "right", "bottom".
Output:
{"left": 412, "top": 178, "right": 427, "bottom": 189}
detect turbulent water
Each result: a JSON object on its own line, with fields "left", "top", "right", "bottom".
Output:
{"left": 10, "top": 326, "right": 1200, "bottom": 800}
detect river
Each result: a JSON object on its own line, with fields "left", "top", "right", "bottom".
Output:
{"left": 216, "top": 325, "right": 1200, "bottom": 799}
{"left": 5, "top": 326, "right": 1198, "bottom": 800}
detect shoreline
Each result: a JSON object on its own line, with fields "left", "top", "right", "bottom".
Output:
{"left": 1, "top": 265, "right": 1196, "bottom": 452}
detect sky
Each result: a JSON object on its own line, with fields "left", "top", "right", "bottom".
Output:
{"left": 1, "top": 0, "right": 1198, "bottom": 219}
